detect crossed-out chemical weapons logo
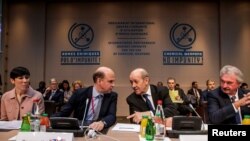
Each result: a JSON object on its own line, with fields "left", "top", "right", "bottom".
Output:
{"left": 163, "top": 23, "right": 203, "bottom": 65}
{"left": 61, "top": 23, "right": 100, "bottom": 65}
{"left": 68, "top": 23, "right": 94, "bottom": 49}
{"left": 170, "top": 23, "right": 196, "bottom": 51}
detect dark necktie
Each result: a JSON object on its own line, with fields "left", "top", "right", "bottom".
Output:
{"left": 231, "top": 96, "right": 241, "bottom": 124}
{"left": 143, "top": 94, "right": 154, "bottom": 112}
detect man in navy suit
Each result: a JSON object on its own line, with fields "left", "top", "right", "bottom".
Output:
{"left": 201, "top": 79, "right": 215, "bottom": 102}
{"left": 207, "top": 65, "right": 250, "bottom": 124}
{"left": 126, "top": 68, "right": 178, "bottom": 126}
{"left": 53, "top": 66, "right": 117, "bottom": 131}
{"left": 43, "top": 78, "right": 64, "bottom": 110}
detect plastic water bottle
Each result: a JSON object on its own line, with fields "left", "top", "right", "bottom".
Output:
{"left": 32, "top": 98, "right": 41, "bottom": 132}
{"left": 34, "top": 118, "right": 40, "bottom": 132}
{"left": 40, "top": 113, "right": 50, "bottom": 132}
{"left": 154, "top": 100, "right": 166, "bottom": 141}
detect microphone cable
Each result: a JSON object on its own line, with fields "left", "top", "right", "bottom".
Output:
{"left": 84, "top": 127, "right": 120, "bottom": 141}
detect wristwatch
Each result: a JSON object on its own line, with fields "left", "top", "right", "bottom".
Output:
{"left": 101, "top": 120, "right": 107, "bottom": 127}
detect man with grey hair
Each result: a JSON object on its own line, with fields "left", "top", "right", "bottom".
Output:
{"left": 207, "top": 65, "right": 250, "bottom": 124}
{"left": 126, "top": 68, "right": 178, "bottom": 126}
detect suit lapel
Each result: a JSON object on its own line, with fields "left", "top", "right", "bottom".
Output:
{"left": 218, "top": 88, "right": 231, "bottom": 106}
{"left": 150, "top": 85, "right": 158, "bottom": 107}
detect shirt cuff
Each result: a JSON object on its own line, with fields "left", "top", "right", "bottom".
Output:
{"left": 101, "top": 120, "right": 107, "bottom": 128}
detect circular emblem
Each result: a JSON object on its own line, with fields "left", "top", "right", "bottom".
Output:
{"left": 68, "top": 23, "right": 94, "bottom": 49}
{"left": 170, "top": 23, "right": 196, "bottom": 51}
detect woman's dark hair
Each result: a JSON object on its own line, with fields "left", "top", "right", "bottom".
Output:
{"left": 38, "top": 81, "right": 46, "bottom": 89}
{"left": 61, "top": 80, "right": 70, "bottom": 91}
{"left": 240, "top": 82, "right": 248, "bottom": 89}
{"left": 10, "top": 66, "right": 30, "bottom": 79}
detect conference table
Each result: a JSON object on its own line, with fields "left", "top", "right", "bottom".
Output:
{"left": 0, "top": 129, "right": 180, "bottom": 141}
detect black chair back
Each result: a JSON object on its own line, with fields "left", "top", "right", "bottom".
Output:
{"left": 44, "top": 100, "right": 57, "bottom": 117}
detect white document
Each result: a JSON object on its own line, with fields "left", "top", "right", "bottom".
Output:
{"left": 0, "top": 120, "right": 22, "bottom": 129}
{"left": 179, "top": 135, "right": 208, "bottom": 141}
{"left": 112, "top": 123, "right": 140, "bottom": 132}
{"left": 12, "top": 132, "right": 73, "bottom": 141}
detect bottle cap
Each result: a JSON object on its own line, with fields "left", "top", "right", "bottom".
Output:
{"left": 42, "top": 113, "right": 48, "bottom": 117}
{"left": 244, "top": 115, "right": 250, "bottom": 119}
{"left": 33, "top": 98, "right": 40, "bottom": 103}
{"left": 157, "top": 100, "right": 162, "bottom": 105}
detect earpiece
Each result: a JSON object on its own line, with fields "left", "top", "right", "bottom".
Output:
{"left": 87, "top": 129, "right": 97, "bottom": 138}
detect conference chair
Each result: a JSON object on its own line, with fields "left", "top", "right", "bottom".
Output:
{"left": 196, "top": 101, "right": 209, "bottom": 123}
{"left": 44, "top": 100, "right": 57, "bottom": 117}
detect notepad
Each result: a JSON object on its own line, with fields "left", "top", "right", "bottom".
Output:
{"left": 112, "top": 123, "right": 140, "bottom": 132}
{"left": 0, "top": 120, "right": 22, "bottom": 130}
{"left": 169, "top": 90, "right": 183, "bottom": 103}
{"left": 179, "top": 135, "right": 208, "bottom": 141}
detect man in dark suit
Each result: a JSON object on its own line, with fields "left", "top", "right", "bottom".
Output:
{"left": 201, "top": 79, "right": 215, "bottom": 102}
{"left": 207, "top": 65, "right": 250, "bottom": 124}
{"left": 43, "top": 78, "right": 64, "bottom": 111}
{"left": 126, "top": 68, "right": 178, "bottom": 126}
{"left": 53, "top": 66, "right": 117, "bottom": 131}
{"left": 187, "top": 81, "right": 202, "bottom": 108}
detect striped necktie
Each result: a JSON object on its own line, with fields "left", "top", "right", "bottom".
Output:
{"left": 143, "top": 94, "right": 154, "bottom": 112}
{"left": 231, "top": 96, "right": 241, "bottom": 124}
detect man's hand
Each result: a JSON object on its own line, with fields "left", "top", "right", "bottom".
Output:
{"left": 127, "top": 111, "right": 151, "bottom": 124}
{"left": 234, "top": 93, "right": 250, "bottom": 108}
{"left": 175, "top": 95, "right": 181, "bottom": 101}
{"left": 165, "top": 117, "right": 173, "bottom": 127}
{"left": 89, "top": 121, "right": 104, "bottom": 131}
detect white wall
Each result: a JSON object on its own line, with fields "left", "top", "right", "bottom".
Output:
{"left": 2, "top": 1, "right": 250, "bottom": 116}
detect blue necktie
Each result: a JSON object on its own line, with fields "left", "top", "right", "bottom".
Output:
{"left": 143, "top": 94, "right": 154, "bottom": 112}
{"left": 93, "top": 95, "right": 103, "bottom": 120}
{"left": 231, "top": 96, "right": 241, "bottom": 124}
{"left": 49, "top": 91, "right": 55, "bottom": 100}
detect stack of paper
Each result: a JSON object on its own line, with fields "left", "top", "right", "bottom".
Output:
{"left": 0, "top": 120, "right": 22, "bottom": 129}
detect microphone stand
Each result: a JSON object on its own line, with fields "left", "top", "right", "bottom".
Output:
{"left": 189, "top": 104, "right": 205, "bottom": 131}
{"left": 81, "top": 98, "right": 89, "bottom": 130}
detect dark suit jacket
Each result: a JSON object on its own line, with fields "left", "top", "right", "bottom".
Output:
{"left": 187, "top": 88, "right": 202, "bottom": 108}
{"left": 201, "top": 89, "right": 209, "bottom": 102}
{"left": 53, "top": 86, "right": 117, "bottom": 128}
{"left": 44, "top": 89, "right": 64, "bottom": 107}
{"left": 207, "top": 87, "right": 250, "bottom": 124}
{"left": 126, "top": 85, "right": 179, "bottom": 120}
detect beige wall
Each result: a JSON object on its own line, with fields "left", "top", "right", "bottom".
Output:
{"left": 1, "top": 1, "right": 250, "bottom": 116}
{"left": 220, "top": 1, "right": 250, "bottom": 79}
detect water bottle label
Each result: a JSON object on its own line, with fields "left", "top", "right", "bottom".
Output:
{"left": 40, "top": 125, "right": 46, "bottom": 132}
{"left": 155, "top": 124, "right": 165, "bottom": 140}
{"left": 34, "top": 119, "right": 40, "bottom": 132}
